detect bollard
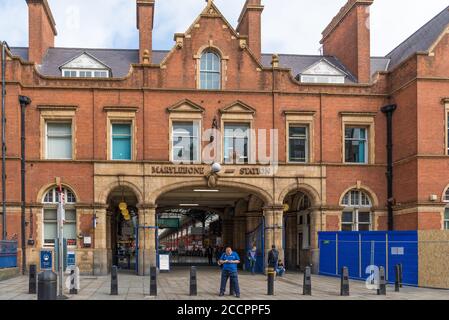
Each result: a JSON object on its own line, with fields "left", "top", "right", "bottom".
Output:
{"left": 303, "top": 266, "right": 312, "bottom": 296}
{"left": 69, "top": 269, "right": 78, "bottom": 294}
{"left": 377, "top": 266, "right": 386, "bottom": 295}
{"left": 398, "top": 264, "right": 403, "bottom": 288}
{"left": 394, "top": 264, "right": 400, "bottom": 292}
{"left": 340, "top": 267, "right": 350, "bottom": 296}
{"left": 150, "top": 266, "right": 157, "bottom": 296}
{"left": 267, "top": 268, "right": 275, "bottom": 296}
{"left": 111, "top": 266, "right": 118, "bottom": 296}
{"left": 37, "top": 270, "right": 57, "bottom": 300}
{"left": 190, "top": 266, "right": 197, "bottom": 296}
{"left": 29, "top": 264, "right": 37, "bottom": 294}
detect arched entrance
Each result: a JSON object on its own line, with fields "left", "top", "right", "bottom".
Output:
{"left": 106, "top": 186, "right": 139, "bottom": 273}
{"left": 282, "top": 190, "right": 312, "bottom": 270}
{"left": 155, "top": 184, "right": 266, "bottom": 272}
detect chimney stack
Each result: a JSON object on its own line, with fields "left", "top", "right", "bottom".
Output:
{"left": 320, "top": 0, "right": 373, "bottom": 83}
{"left": 137, "top": 0, "right": 155, "bottom": 64}
{"left": 26, "top": 0, "right": 57, "bottom": 64}
{"left": 236, "top": 0, "right": 264, "bottom": 61}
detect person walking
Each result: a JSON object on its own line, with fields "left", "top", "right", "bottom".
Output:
{"left": 218, "top": 247, "right": 241, "bottom": 298}
{"left": 206, "top": 245, "right": 214, "bottom": 265}
{"left": 247, "top": 245, "right": 257, "bottom": 275}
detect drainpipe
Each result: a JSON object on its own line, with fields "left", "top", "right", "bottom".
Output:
{"left": 381, "top": 104, "right": 397, "bottom": 231}
{"left": 19, "top": 95, "right": 31, "bottom": 275}
{"left": 1, "top": 41, "right": 9, "bottom": 240}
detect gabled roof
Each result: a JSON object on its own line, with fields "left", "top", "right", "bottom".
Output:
{"left": 58, "top": 51, "right": 112, "bottom": 71}
{"left": 301, "top": 58, "right": 347, "bottom": 76}
{"left": 386, "top": 6, "right": 449, "bottom": 69}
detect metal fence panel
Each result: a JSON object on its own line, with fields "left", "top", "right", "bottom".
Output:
{"left": 0, "top": 240, "right": 18, "bottom": 269}
{"left": 318, "top": 231, "right": 418, "bottom": 286}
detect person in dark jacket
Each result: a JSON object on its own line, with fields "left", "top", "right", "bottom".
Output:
{"left": 267, "top": 245, "right": 279, "bottom": 270}
{"left": 206, "top": 246, "right": 214, "bottom": 265}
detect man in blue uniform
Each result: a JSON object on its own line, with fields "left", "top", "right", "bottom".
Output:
{"left": 218, "top": 246, "right": 240, "bottom": 298}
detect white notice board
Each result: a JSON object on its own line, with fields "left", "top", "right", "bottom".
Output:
{"left": 159, "top": 254, "right": 170, "bottom": 271}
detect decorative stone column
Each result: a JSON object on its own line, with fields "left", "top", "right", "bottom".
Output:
{"left": 309, "top": 209, "right": 322, "bottom": 274}
{"left": 137, "top": 204, "right": 157, "bottom": 276}
{"left": 93, "top": 206, "right": 109, "bottom": 275}
{"left": 263, "top": 205, "right": 284, "bottom": 268}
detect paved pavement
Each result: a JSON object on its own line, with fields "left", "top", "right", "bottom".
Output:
{"left": 1, "top": 267, "right": 448, "bottom": 300}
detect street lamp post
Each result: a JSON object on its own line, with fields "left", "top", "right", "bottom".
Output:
{"left": 18, "top": 95, "right": 31, "bottom": 275}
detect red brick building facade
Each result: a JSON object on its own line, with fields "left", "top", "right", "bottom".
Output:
{"left": 1, "top": 0, "right": 448, "bottom": 275}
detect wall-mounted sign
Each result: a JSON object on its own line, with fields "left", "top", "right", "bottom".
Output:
{"left": 40, "top": 251, "right": 53, "bottom": 270}
{"left": 151, "top": 166, "right": 205, "bottom": 175}
{"left": 158, "top": 218, "right": 180, "bottom": 229}
{"left": 67, "top": 251, "right": 76, "bottom": 268}
{"left": 239, "top": 167, "right": 272, "bottom": 176}
{"left": 391, "top": 247, "right": 405, "bottom": 255}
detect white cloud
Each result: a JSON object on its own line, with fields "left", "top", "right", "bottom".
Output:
{"left": 0, "top": 0, "right": 447, "bottom": 56}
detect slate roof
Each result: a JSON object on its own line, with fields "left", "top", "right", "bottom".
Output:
{"left": 386, "top": 6, "right": 449, "bottom": 69}
{"left": 10, "top": 47, "right": 384, "bottom": 82}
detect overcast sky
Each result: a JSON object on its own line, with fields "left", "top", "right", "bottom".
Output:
{"left": 0, "top": 0, "right": 447, "bottom": 56}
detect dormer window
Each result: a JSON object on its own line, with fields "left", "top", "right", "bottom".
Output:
{"left": 200, "top": 51, "right": 221, "bottom": 90}
{"left": 299, "top": 59, "right": 346, "bottom": 84}
{"left": 62, "top": 69, "right": 109, "bottom": 78}
{"left": 59, "top": 52, "right": 111, "bottom": 78}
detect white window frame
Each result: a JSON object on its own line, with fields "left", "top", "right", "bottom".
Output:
{"left": 171, "top": 121, "right": 201, "bottom": 163}
{"left": 110, "top": 122, "right": 133, "bottom": 161}
{"left": 341, "top": 190, "right": 372, "bottom": 231}
{"left": 61, "top": 68, "right": 109, "bottom": 78}
{"left": 344, "top": 126, "right": 369, "bottom": 164}
{"left": 223, "top": 123, "right": 251, "bottom": 164}
{"left": 42, "top": 187, "right": 77, "bottom": 248}
{"left": 300, "top": 74, "right": 345, "bottom": 84}
{"left": 288, "top": 124, "right": 309, "bottom": 163}
{"left": 45, "top": 121, "right": 73, "bottom": 160}
{"left": 199, "top": 51, "right": 221, "bottom": 90}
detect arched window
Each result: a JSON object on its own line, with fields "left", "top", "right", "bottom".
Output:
{"left": 444, "top": 188, "right": 449, "bottom": 202}
{"left": 341, "top": 190, "right": 372, "bottom": 231}
{"left": 199, "top": 51, "right": 221, "bottom": 90}
{"left": 42, "top": 187, "right": 77, "bottom": 247}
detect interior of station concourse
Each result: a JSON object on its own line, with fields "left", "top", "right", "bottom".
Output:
{"left": 98, "top": 182, "right": 321, "bottom": 276}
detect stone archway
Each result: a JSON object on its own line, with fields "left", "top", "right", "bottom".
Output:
{"left": 280, "top": 185, "right": 320, "bottom": 271}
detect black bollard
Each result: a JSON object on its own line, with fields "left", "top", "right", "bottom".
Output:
{"left": 190, "top": 266, "right": 197, "bottom": 296}
{"left": 37, "top": 270, "right": 57, "bottom": 300}
{"left": 340, "top": 267, "right": 350, "bottom": 296}
{"left": 267, "top": 268, "right": 275, "bottom": 296}
{"left": 111, "top": 266, "right": 118, "bottom": 296}
{"left": 303, "top": 266, "right": 312, "bottom": 296}
{"left": 398, "top": 264, "right": 403, "bottom": 288}
{"left": 377, "top": 266, "right": 386, "bottom": 295}
{"left": 69, "top": 269, "right": 78, "bottom": 294}
{"left": 394, "top": 264, "right": 400, "bottom": 292}
{"left": 150, "top": 266, "right": 157, "bottom": 296}
{"left": 29, "top": 264, "right": 37, "bottom": 294}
